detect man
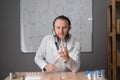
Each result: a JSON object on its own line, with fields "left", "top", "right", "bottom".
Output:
{"left": 34, "top": 15, "right": 81, "bottom": 73}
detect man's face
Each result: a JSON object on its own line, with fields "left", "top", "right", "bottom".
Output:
{"left": 54, "top": 19, "right": 70, "bottom": 39}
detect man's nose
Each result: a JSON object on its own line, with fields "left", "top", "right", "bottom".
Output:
{"left": 60, "top": 28, "right": 63, "bottom": 33}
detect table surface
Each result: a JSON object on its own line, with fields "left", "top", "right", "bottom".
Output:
{"left": 5, "top": 72, "right": 88, "bottom": 80}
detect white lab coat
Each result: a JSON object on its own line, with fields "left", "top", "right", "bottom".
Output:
{"left": 34, "top": 34, "right": 81, "bottom": 72}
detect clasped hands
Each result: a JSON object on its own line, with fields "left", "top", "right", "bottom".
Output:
{"left": 44, "top": 44, "right": 69, "bottom": 72}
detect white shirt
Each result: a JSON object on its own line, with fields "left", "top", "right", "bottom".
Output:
{"left": 34, "top": 34, "right": 81, "bottom": 72}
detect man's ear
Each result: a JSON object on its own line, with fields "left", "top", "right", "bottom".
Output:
{"left": 52, "top": 28, "right": 56, "bottom": 36}
{"left": 69, "top": 27, "right": 71, "bottom": 31}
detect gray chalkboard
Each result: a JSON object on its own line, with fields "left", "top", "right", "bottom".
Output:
{"left": 20, "top": 0, "right": 93, "bottom": 53}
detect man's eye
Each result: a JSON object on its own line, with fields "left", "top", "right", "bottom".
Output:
{"left": 63, "top": 27, "right": 68, "bottom": 29}
{"left": 57, "top": 27, "right": 60, "bottom": 29}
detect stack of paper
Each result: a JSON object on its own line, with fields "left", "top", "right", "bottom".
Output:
{"left": 25, "top": 76, "right": 41, "bottom": 80}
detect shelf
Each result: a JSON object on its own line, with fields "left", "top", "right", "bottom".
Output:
{"left": 107, "top": 0, "right": 118, "bottom": 80}
{"left": 117, "top": 50, "right": 120, "bottom": 66}
{"left": 108, "top": 33, "right": 113, "bottom": 37}
{"left": 117, "top": 0, "right": 120, "bottom": 2}
{"left": 107, "top": 0, "right": 112, "bottom": 6}
{"left": 117, "top": 19, "right": 120, "bottom": 34}
{"left": 107, "top": 0, "right": 120, "bottom": 6}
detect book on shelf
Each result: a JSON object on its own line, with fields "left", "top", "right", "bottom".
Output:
{"left": 117, "top": 19, "right": 120, "bottom": 34}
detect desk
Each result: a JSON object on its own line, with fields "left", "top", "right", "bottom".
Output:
{"left": 4, "top": 72, "right": 88, "bottom": 80}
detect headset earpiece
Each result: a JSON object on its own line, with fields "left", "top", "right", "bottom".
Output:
{"left": 52, "top": 28, "right": 56, "bottom": 37}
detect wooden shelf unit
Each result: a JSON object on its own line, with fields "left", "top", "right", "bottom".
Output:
{"left": 107, "top": 0, "right": 120, "bottom": 80}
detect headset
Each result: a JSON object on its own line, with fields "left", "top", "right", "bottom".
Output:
{"left": 53, "top": 15, "right": 71, "bottom": 28}
{"left": 52, "top": 15, "right": 71, "bottom": 50}
{"left": 52, "top": 15, "right": 71, "bottom": 36}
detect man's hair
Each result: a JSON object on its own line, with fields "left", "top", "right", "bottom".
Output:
{"left": 53, "top": 15, "right": 71, "bottom": 27}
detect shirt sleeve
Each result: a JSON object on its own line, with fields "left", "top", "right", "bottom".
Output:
{"left": 34, "top": 36, "right": 48, "bottom": 71}
{"left": 64, "top": 42, "right": 81, "bottom": 73}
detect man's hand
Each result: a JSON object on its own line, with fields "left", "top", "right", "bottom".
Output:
{"left": 44, "top": 64, "right": 56, "bottom": 72}
{"left": 58, "top": 44, "right": 69, "bottom": 61}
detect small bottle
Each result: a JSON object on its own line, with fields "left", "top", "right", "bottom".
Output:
{"left": 100, "top": 69, "right": 105, "bottom": 79}
{"left": 60, "top": 37, "right": 65, "bottom": 52}
{"left": 93, "top": 71, "right": 97, "bottom": 80}
{"left": 9, "top": 72, "right": 13, "bottom": 80}
{"left": 87, "top": 73, "right": 92, "bottom": 80}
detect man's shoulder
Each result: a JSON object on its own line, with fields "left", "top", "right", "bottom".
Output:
{"left": 70, "top": 36, "right": 79, "bottom": 43}
{"left": 42, "top": 34, "right": 54, "bottom": 40}
{"left": 70, "top": 36, "right": 80, "bottom": 47}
